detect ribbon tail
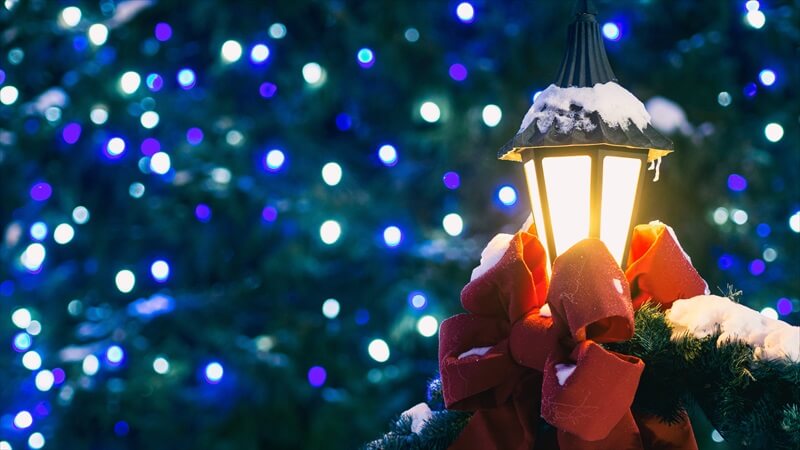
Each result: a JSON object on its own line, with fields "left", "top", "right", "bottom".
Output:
{"left": 633, "top": 412, "right": 698, "bottom": 450}
{"left": 448, "top": 371, "right": 541, "bottom": 450}
{"left": 556, "top": 410, "right": 644, "bottom": 450}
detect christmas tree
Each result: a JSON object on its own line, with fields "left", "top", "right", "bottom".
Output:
{"left": 0, "top": 0, "right": 796, "bottom": 449}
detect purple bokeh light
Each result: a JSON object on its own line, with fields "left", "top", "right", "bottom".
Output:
{"left": 146, "top": 73, "right": 164, "bottom": 92}
{"left": 259, "top": 82, "right": 277, "bottom": 98}
{"left": 62, "top": 123, "right": 82, "bottom": 144}
{"left": 776, "top": 298, "right": 792, "bottom": 315}
{"left": 195, "top": 204, "right": 212, "bottom": 222}
{"left": 727, "top": 174, "right": 747, "bottom": 192}
{"left": 308, "top": 366, "right": 327, "bottom": 387}
{"left": 52, "top": 368, "right": 66, "bottom": 385}
{"left": 743, "top": 82, "right": 757, "bottom": 98}
{"left": 154, "top": 23, "right": 172, "bottom": 42}
{"left": 443, "top": 171, "right": 460, "bottom": 190}
{"left": 186, "top": 127, "right": 204, "bottom": 145}
{"left": 30, "top": 182, "right": 53, "bottom": 201}
{"left": 141, "top": 138, "right": 161, "bottom": 156}
{"left": 748, "top": 259, "right": 766, "bottom": 276}
{"left": 449, "top": 63, "right": 468, "bottom": 81}
{"left": 261, "top": 206, "right": 278, "bottom": 222}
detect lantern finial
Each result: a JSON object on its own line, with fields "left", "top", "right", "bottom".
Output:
{"left": 555, "top": 0, "right": 615, "bottom": 88}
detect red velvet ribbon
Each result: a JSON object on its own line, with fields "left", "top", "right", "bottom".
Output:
{"left": 439, "top": 222, "right": 707, "bottom": 450}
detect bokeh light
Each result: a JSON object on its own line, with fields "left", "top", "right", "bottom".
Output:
{"left": 0, "top": 85, "right": 19, "bottom": 105}
{"left": 449, "top": 63, "right": 468, "bottom": 81}
{"left": 35, "top": 370, "right": 54, "bottom": 392}
{"left": 455, "top": 2, "right": 475, "bottom": 23}
{"left": 30, "top": 182, "right": 52, "bottom": 201}
{"left": 204, "top": 362, "right": 224, "bottom": 384}
{"left": 727, "top": 174, "right": 747, "bottom": 192}
{"left": 321, "top": 162, "right": 343, "bottom": 186}
{"left": 153, "top": 356, "right": 170, "bottom": 374}
{"left": 602, "top": 22, "right": 621, "bottom": 41}
{"left": 22, "top": 351, "right": 42, "bottom": 370}
{"left": 497, "top": 185, "right": 518, "bottom": 206}
{"left": 150, "top": 152, "right": 171, "bottom": 175}
{"left": 777, "top": 298, "right": 792, "bottom": 315}
{"left": 416, "top": 315, "right": 439, "bottom": 337}
{"left": 195, "top": 204, "right": 212, "bottom": 222}
{"left": 88, "top": 24, "right": 109, "bottom": 45}
{"left": 302, "top": 62, "right": 325, "bottom": 86}
{"left": 269, "top": 23, "right": 287, "bottom": 39}
{"left": 220, "top": 40, "right": 243, "bottom": 63}
{"left": 368, "top": 339, "right": 390, "bottom": 362}
{"left": 745, "top": 10, "right": 766, "bottom": 29}
{"left": 72, "top": 206, "right": 90, "bottom": 224}
{"left": 21, "top": 243, "right": 46, "bottom": 272}
{"left": 264, "top": 149, "right": 286, "bottom": 172}
{"left": 308, "top": 366, "right": 327, "bottom": 387}
{"left": 419, "top": 101, "right": 441, "bottom": 123}
{"left": 105, "top": 137, "right": 127, "bottom": 159}
{"left": 443, "top": 171, "right": 460, "bottom": 189}
{"left": 177, "top": 68, "right": 196, "bottom": 89}
{"left": 12, "top": 308, "right": 32, "bottom": 329}
{"left": 250, "top": 44, "right": 270, "bottom": 63}
{"left": 789, "top": 211, "right": 800, "bottom": 233}
{"left": 28, "top": 433, "right": 45, "bottom": 450}
{"left": 764, "top": 123, "right": 784, "bottom": 142}
{"left": 60, "top": 6, "right": 82, "bottom": 28}
{"left": 383, "top": 226, "right": 402, "bottom": 247}
{"left": 442, "top": 213, "right": 464, "bottom": 236}
{"left": 357, "top": 48, "right": 375, "bottom": 68}
{"left": 119, "top": 71, "right": 141, "bottom": 94}
{"left": 151, "top": 260, "right": 170, "bottom": 282}
{"left": 409, "top": 292, "right": 427, "bottom": 309}
{"left": 154, "top": 22, "right": 172, "bottom": 41}
{"left": 758, "top": 69, "right": 776, "bottom": 86}
{"left": 320, "top": 220, "right": 342, "bottom": 245}
{"left": 482, "top": 104, "right": 502, "bottom": 127}
{"left": 322, "top": 299, "right": 340, "bottom": 319}
{"left": 53, "top": 223, "right": 75, "bottom": 245}
{"left": 115, "top": 270, "right": 136, "bottom": 293}
{"left": 83, "top": 354, "right": 100, "bottom": 375}
{"left": 378, "top": 145, "right": 398, "bottom": 166}
{"left": 13, "top": 411, "right": 33, "bottom": 429}
{"left": 106, "top": 345, "right": 125, "bottom": 365}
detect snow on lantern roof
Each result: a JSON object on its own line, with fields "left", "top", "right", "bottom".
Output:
{"left": 499, "top": 0, "right": 673, "bottom": 162}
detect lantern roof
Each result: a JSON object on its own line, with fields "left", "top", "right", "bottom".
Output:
{"left": 499, "top": 0, "right": 674, "bottom": 162}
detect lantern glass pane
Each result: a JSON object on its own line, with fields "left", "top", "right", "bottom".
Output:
{"left": 542, "top": 156, "right": 592, "bottom": 256}
{"left": 600, "top": 156, "right": 642, "bottom": 265}
{"left": 523, "top": 160, "right": 551, "bottom": 263}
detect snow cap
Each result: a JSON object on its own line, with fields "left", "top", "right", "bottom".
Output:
{"left": 499, "top": 0, "right": 673, "bottom": 163}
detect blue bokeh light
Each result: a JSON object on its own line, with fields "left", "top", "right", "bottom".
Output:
{"left": 497, "top": 185, "right": 518, "bottom": 206}
{"left": 357, "top": 48, "right": 375, "bottom": 68}
{"left": 204, "top": 361, "right": 224, "bottom": 384}
{"left": 250, "top": 44, "right": 270, "bottom": 64}
{"left": 408, "top": 291, "right": 427, "bottom": 310}
{"left": 756, "top": 223, "right": 771, "bottom": 237}
{"left": 727, "top": 174, "right": 747, "bottom": 192}
{"left": 378, "top": 145, "right": 398, "bottom": 166}
{"left": 177, "top": 68, "right": 196, "bottom": 89}
{"left": 264, "top": 149, "right": 286, "bottom": 172}
{"left": 602, "top": 22, "right": 621, "bottom": 41}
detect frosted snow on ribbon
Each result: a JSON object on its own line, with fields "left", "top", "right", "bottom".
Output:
{"left": 555, "top": 363, "right": 577, "bottom": 386}
{"left": 458, "top": 346, "right": 493, "bottom": 360}
{"left": 401, "top": 403, "right": 433, "bottom": 435}
{"left": 668, "top": 295, "right": 800, "bottom": 362}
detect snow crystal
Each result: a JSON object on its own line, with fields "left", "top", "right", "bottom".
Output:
{"left": 458, "top": 346, "right": 493, "bottom": 360}
{"left": 555, "top": 363, "right": 577, "bottom": 386}
{"left": 470, "top": 234, "right": 513, "bottom": 281}
{"left": 668, "top": 295, "right": 800, "bottom": 362}
{"left": 401, "top": 402, "right": 433, "bottom": 435}
{"left": 518, "top": 82, "right": 651, "bottom": 136}
{"left": 539, "top": 304, "right": 552, "bottom": 318}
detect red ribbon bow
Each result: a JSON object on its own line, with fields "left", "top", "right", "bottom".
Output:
{"left": 438, "top": 222, "right": 707, "bottom": 450}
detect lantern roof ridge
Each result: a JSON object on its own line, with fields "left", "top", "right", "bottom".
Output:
{"left": 499, "top": 2, "right": 674, "bottom": 162}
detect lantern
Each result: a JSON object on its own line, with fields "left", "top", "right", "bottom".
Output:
{"left": 499, "top": 0, "right": 674, "bottom": 268}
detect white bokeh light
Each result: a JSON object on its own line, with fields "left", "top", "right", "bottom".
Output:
{"left": 368, "top": 339, "right": 390, "bottom": 363}
{"left": 60, "top": 6, "right": 82, "bottom": 27}
{"left": 28, "top": 433, "right": 45, "bottom": 450}
{"left": 321, "top": 162, "right": 343, "bottom": 186}
{"left": 498, "top": 186, "right": 517, "bottom": 206}
{"left": 383, "top": 226, "right": 402, "bottom": 247}
{"left": 764, "top": 123, "right": 784, "bottom": 142}
{"left": 107, "top": 137, "right": 126, "bottom": 156}
{"left": 22, "top": 351, "right": 42, "bottom": 370}
{"left": 320, "top": 220, "right": 342, "bottom": 245}
{"left": 90, "top": 106, "right": 109, "bottom": 125}
{"left": 0, "top": 85, "right": 19, "bottom": 105}
{"left": 88, "top": 23, "right": 109, "bottom": 45}
{"left": 378, "top": 144, "right": 398, "bottom": 166}
{"left": 150, "top": 260, "right": 170, "bottom": 282}
{"left": 420, "top": 101, "right": 441, "bottom": 123}
{"left": 789, "top": 211, "right": 800, "bottom": 233}
{"left": 153, "top": 356, "right": 170, "bottom": 374}
{"left": 442, "top": 213, "right": 464, "bottom": 236}
{"left": 53, "top": 223, "right": 75, "bottom": 244}
{"left": 83, "top": 354, "right": 100, "bottom": 375}
{"left": 150, "top": 152, "right": 171, "bottom": 175}
{"left": 21, "top": 243, "right": 46, "bottom": 272}
{"left": 13, "top": 411, "right": 32, "bottom": 429}
{"left": 482, "top": 104, "right": 502, "bottom": 127}
{"left": 731, "top": 209, "right": 749, "bottom": 225}
{"left": 115, "top": 270, "right": 136, "bottom": 293}
{"left": 712, "top": 207, "right": 729, "bottom": 225}
{"left": 35, "top": 370, "right": 55, "bottom": 391}
{"left": 12, "top": 308, "right": 32, "bottom": 329}
{"left": 205, "top": 362, "right": 224, "bottom": 383}
{"left": 72, "top": 206, "right": 90, "bottom": 224}
{"left": 302, "top": 62, "right": 325, "bottom": 86}
{"left": 456, "top": 2, "right": 475, "bottom": 22}
{"left": 220, "top": 40, "right": 243, "bottom": 63}
{"left": 417, "top": 315, "right": 439, "bottom": 337}
{"left": 745, "top": 10, "right": 766, "bottom": 29}
{"left": 322, "top": 298, "right": 340, "bottom": 319}
{"left": 140, "top": 110, "right": 160, "bottom": 129}
{"left": 119, "top": 71, "right": 141, "bottom": 94}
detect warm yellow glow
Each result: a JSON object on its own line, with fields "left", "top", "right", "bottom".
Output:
{"left": 542, "top": 156, "right": 592, "bottom": 256}
{"left": 523, "top": 160, "right": 551, "bottom": 264}
{"left": 600, "top": 156, "right": 642, "bottom": 265}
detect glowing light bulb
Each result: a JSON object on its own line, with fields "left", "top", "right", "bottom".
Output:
{"left": 220, "top": 40, "right": 243, "bottom": 63}
{"left": 321, "top": 162, "right": 343, "bottom": 186}
{"left": 442, "top": 213, "right": 464, "bottom": 236}
{"left": 368, "top": 339, "right": 390, "bottom": 362}
{"left": 320, "top": 220, "right": 342, "bottom": 245}
{"left": 482, "top": 104, "right": 502, "bottom": 127}
{"left": 420, "top": 101, "right": 441, "bottom": 123}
